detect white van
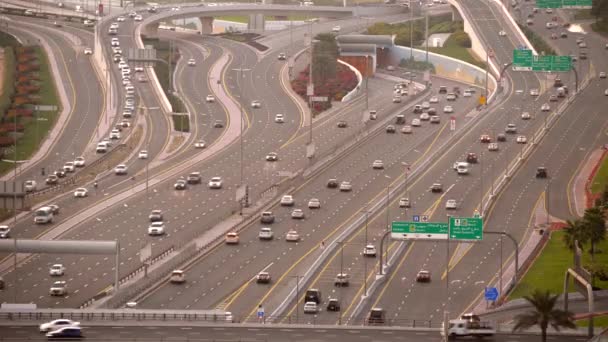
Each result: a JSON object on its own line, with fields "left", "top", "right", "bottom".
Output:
{"left": 96, "top": 142, "right": 109, "bottom": 153}
{"left": 34, "top": 206, "right": 54, "bottom": 224}
{"left": 456, "top": 162, "right": 469, "bottom": 175}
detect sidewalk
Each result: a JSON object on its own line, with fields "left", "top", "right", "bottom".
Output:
{"left": 573, "top": 148, "right": 607, "bottom": 217}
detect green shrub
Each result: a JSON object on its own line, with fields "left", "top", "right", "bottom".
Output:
{"left": 444, "top": 30, "right": 472, "bottom": 48}
{"left": 0, "top": 47, "right": 16, "bottom": 118}
{"left": 517, "top": 24, "right": 556, "bottom": 55}
{"left": 171, "top": 114, "right": 189, "bottom": 132}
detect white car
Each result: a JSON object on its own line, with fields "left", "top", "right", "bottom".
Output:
{"left": 73, "top": 156, "right": 85, "bottom": 167}
{"left": 138, "top": 150, "right": 148, "bottom": 159}
{"left": 411, "top": 118, "right": 421, "bottom": 127}
{"left": 117, "top": 16, "right": 125, "bottom": 22}
{"left": 134, "top": 14, "right": 143, "bottom": 21}
{"left": 392, "top": 96, "right": 402, "bottom": 103}
{"left": 443, "top": 105, "right": 453, "bottom": 113}
{"left": 517, "top": 135, "right": 528, "bottom": 144}
{"left": 84, "top": 48, "right": 92, "bottom": 55}
{"left": 148, "top": 222, "right": 165, "bottom": 236}
{"left": 372, "top": 160, "right": 384, "bottom": 169}
{"left": 258, "top": 227, "right": 274, "bottom": 240}
{"left": 429, "top": 96, "right": 439, "bottom": 103}
{"left": 208, "top": 177, "right": 223, "bottom": 189}
{"left": 521, "top": 112, "right": 531, "bottom": 120}
{"left": 194, "top": 140, "right": 206, "bottom": 149}
{"left": 399, "top": 197, "right": 410, "bottom": 208}
{"left": 39, "top": 319, "right": 80, "bottom": 332}
{"left": 498, "top": 30, "right": 506, "bottom": 36}
{"left": 134, "top": 66, "right": 144, "bottom": 73}
{"left": 541, "top": 103, "right": 550, "bottom": 111}
{"left": 205, "top": 95, "right": 215, "bottom": 102}
{"left": 275, "top": 114, "right": 285, "bottom": 123}
{"left": 530, "top": 88, "right": 540, "bottom": 96}
{"left": 280, "top": 195, "right": 295, "bottom": 206}
{"left": 304, "top": 301, "right": 318, "bottom": 313}
{"left": 111, "top": 38, "right": 120, "bottom": 47}
{"left": 445, "top": 199, "right": 457, "bottom": 209}
{"left": 188, "top": 59, "right": 196, "bottom": 66}
{"left": 599, "top": 72, "right": 607, "bottom": 78}
{"left": 24, "top": 180, "right": 37, "bottom": 192}
{"left": 110, "top": 129, "right": 121, "bottom": 139}
{"left": 74, "top": 188, "right": 88, "bottom": 198}
{"left": 332, "top": 25, "right": 341, "bottom": 32}
{"left": 420, "top": 113, "right": 430, "bottom": 121}
{"left": 49, "top": 264, "right": 66, "bottom": 276}
{"left": 291, "top": 209, "right": 305, "bottom": 219}
{"left": 285, "top": 230, "right": 300, "bottom": 242}
{"left": 251, "top": 100, "right": 261, "bottom": 108}
{"left": 308, "top": 198, "right": 321, "bottom": 209}
{"left": 488, "top": 143, "right": 499, "bottom": 151}
{"left": 363, "top": 244, "right": 377, "bottom": 257}
{"left": 605, "top": 89, "right": 608, "bottom": 96}
{"left": 114, "top": 164, "right": 128, "bottom": 175}
{"left": 401, "top": 125, "right": 413, "bottom": 134}
{"left": 339, "top": 181, "right": 352, "bottom": 191}
{"left": 225, "top": 232, "right": 239, "bottom": 244}
{"left": 430, "top": 116, "right": 440, "bottom": 124}
{"left": 63, "top": 161, "right": 75, "bottom": 172}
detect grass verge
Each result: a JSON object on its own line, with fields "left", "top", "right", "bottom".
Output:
{"left": 517, "top": 24, "right": 556, "bottom": 55}
{"left": 576, "top": 314, "right": 608, "bottom": 328}
{"left": 590, "top": 155, "right": 608, "bottom": 194}
{"left": 171, "top": 114, "right": 189, "bottom": 132}
{"left": 509, "top": 231, "right": 608, "bottom": 300}
{"left": 0, "top": 46, "right": 60, "bottom": 176}
{"left": 428, "top": 46, "right": 486, "bottom": 69}
{"left": 573, "top": 9, "right": 594, "bottom": 20}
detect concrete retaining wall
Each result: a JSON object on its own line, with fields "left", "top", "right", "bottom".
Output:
{"left": 338, "top": 59, "right": 363, "bottom": 103}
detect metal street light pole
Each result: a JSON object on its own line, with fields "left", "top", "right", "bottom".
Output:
{"left": 337, "top": 240, "right": 345, "bottom": 325}
{"left": 233, "top": 67, "right": 251, "bottom": 215}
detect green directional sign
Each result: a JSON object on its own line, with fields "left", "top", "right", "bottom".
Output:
{"left": 513, "top": 50, "right": 572, "bottom": 72}
{"left": 391, "top": 221, "right": 448, "bottom": 240}
{"left": 449, "top": 217, "right": 483, "bottom": 241}
{"left": 536, "top": 0, "right": 591, "bottom": 8}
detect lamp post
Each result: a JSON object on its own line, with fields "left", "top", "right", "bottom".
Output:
{"left": 402, "top": 162, "right": 410, "bottom": 218}
{"left": 291, "top": 275, "right": 304, "bottom": 323}
{"left": 232, "top": 67, "right": 251, "bottom": 215}
{"left": 336, "top": 240, "right": 345, "bottom": 325}
{"left": 359, "top": 209, "right": 371, "bottom": 296}
{"left": 384, "top": 175, "right": 391, "bottom": 232}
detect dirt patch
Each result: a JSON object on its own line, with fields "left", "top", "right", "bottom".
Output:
{"left": 167, "top": 135, "right": 185, "bottom": 154}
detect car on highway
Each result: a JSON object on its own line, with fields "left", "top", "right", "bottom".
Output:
{"left": 73, "top": 156, "right": 85, "bottom": 167}
{"left": 327, "top": 178, "right": 338, "bottom": 188}
{"left": 488, "top": 143, "right": 499, "bottom": 151}
{"left": 205, "top": 95, "right": 215, "bottom": 102}
{"left": 386, "top": 125, "right": 396, "bottom": 133}
{"left": 208, "top": 177, "right": 222, "bottom": 189}
{"left": 174, "top": 179, "right": 187, "bottom": 190}
{"left": 49, "top": 281, "right": 67, "bottom": 296}
{"left": 213, "top": 120, "right": 224, "bottom": 128}
{"left": 285, "top": 230, "right": 300, "bottom": 242}
{"left": 416, "top": 270, "right": 431, "bottom": 282}
{"left": 428, "top": 108, "right": 438, "bottom": 115}
{"left": 399, "top": 197, "right": 410, "bottom": 208}
{"left": 266, "top": 152, "right": 278, "bottom": 161}
{"left": 443, "top": 105, "right": 454, "bottom": 113}
{"left": 274, "top": 114, "right": 284, "bottom": 123}
{"left": 194, "top": 140, "right": 206, "bottom": 149}
{"left": 337, "top": 120, "right": 348, "bottom": 128}
{"left": 45, "top": 175, "right": 58, "bottom": 185}
{"left": 138, "top": 150, "right": 148, "bottom": 159}
{"left": 277, "top": 53, "right": 286, "bottom": 60}
{"left": 536, "top": 167, "right": 548, "bottom": 178}
{"left": 541, "top": 103, "right": 550, "bottom": 111}
{"left": 187, "top": 172, "right": 202, "bottom": 184}
{"left": 187, "top": 59, "right": 196, "bottom": 66}
{"left": 367, "top": 308, "right": 386, "bottom": 325}
{"left": 110, "top": 129, "right": 121, "bottom": 139}
{"left": 339, "top": 181, "right": 352, "bottom": 191}
{"left": 291, "top": 209, "right": 305, "bottom": 219}
{"left": 24, "top": 180, "right": 36, "bottom": 192}
{"left": 327, "top": 298, "right": 340, "bottom": 311}
{"left": 401, "top": 125, "right": 413, "bottom": 134}
{"left": 256, "top": 271, "right": 271, "bottom": 284}
{"left": 260, "top": 211, "right": 275, "bottom": 224}
{"left": 332, "top": 25, "right": 341, "bottom": 32}
{"left": 530, "top": 88, "right": 539, "bottom": 96}
{"left": 251, "top": 100, "right": 261, "bottom": 108}
{"left": 334, "top": 273, "right": 350, "bottom": 287}
{"left": 372, "top": 160, "right": 384, "bottom": 169}
{"left": 392, "top": 96, "right": 402, "bottom": 103}
{"left": 63, "top": 161, "right": 75, "bottom": 173}
{"left": 134, "top": 14, "right": 143, "bottom": 21}
{"left": 411, "top": 118, "right": 421, "bottom": 127}
{"left": 111, "top": 38, "right": 120, "bottom": 47}
{"left": 369, "top": 109, "right": 377, "bottom": 120}
{"left": 149, "top": 210, "right": 163, "bottom": 222}
{"left": 117, "top": 16, "right": 125, "bottom": 22}
{"left": 446, "top": 93, "right": 456, "bottom": 101}
{"left": 605, "top": 89, "right": 608, "bottom": 96}
{"left": 45, "top": 326, "right": 83, "bottom": 338}
{"left": 137, "top": 74, "right": 148, "bottom": 82}
{"left": 505, "top": 123, "right": 517, "bottom": 134}
{"left": 445, "top": 199, "right": 457, "bottom": 209}
{"left": 498, "top": 30, "right": 506, "bottom": 36}
{"left": 413, "top": 105, "right": 423, "bottom": 114}
{"left": 74, "top": 188, "right": 88, "bottom": 198}
{"left": 114, "top": 164, "right": 128, "bottom": 175}
{"left": 54, "top": 170, "right": 66, "bottom": 178}
{"left": 496, "top": 133, "right": 507, "bottom": 142}
{"left": 170, "top": 270, "right": 186, "bottom": 284}
{"left": 466, "top": 153, "right": 478, "bottom": 164}
{"left": 521, "top": 112, "right": 531, "bottom": 120}
{"left": 308, "top": 198, "right": 321, "bottom": 209}
{"left": 225, "top": 232, "right": 239, "bottom": 244}
{"left": 303, "top": 301, "right": 318, "bottom": 313}
{"left": 0, "top": 225, "right": 10, "bottom": 239}
{"left": 526, "top": 18, "right": 533, "bottom": 25}
{"left": 281, "top": 195, "right": 295, "bottom": 206}
{"left": 148, "top": 222, "right": 165, "bottom": 236}
{"left": 420, "top": 113, "right": 430, "bottom": 121}
{"left": 49, "top": 264, "right": 66, "bottom": 276}
{"left": 429, "top": 96, "right": 439, "bottom": 103}
{"left": 516, "top": 135, "right": 528, "bottom": 144}
{"left": 430, "top": 183, "right": 443, "bottom": 193}
{"left": 600, "top": 72, "right": 607, "bottom": 78}
{"left": 39, "top": 319, "right": 80, "bottom": 333}
{"left": 258, "top": 227, "right": 274, "bottom": 240}
{"left": 480, "top": 134, "right": 491, "bottom": 143}
{"left": 430, "top": 116, "right": 440, "bottom": 124}
{"left": 363, "top": 244, "right": 377, "bottom": 257}
{"left": 84, "top": 48, "right": 92, "bottom": 55}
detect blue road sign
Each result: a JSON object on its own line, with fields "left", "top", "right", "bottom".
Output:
{"left": 485, "top": 287, "right": 499, "bottom": 301}
{"left": 413, "top": 215, "right": 420, "bottom": 222}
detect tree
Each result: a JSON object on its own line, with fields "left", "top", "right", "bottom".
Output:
{"left": 311, "top": 33, "right": 338, "bottom": 88}
{"left": 512, "top": 289, "right": 576, "bottom": 342}
{"left": 582, "top": 206, "right": 606, "bottom": 257}
{"left": 562, "top": 219, "right": 585, "bottom": 251}
{"left": 591, "top": 0, "right": 608, "bottom": 21}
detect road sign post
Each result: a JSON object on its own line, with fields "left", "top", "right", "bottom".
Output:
{"left": 448, "top": 217, "right": 483, "bottom": 241}
{"left": 391, "top": 221, "right": 449, "bottom": 240}
{"left": 513, "top": 49, "right": 572, "bottom": 72}
{"left": 485, "top": 287, "right": 499, "bottom": 301}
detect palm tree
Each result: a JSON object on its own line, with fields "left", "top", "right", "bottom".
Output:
{"left": 582, "top": 207, "right": 606, "bottom": 258}
{"left": 512, "top": 289, "right": 576, "bottom": 342}
{"left": 562, "top": 219, "right": 585, "bottom": 251}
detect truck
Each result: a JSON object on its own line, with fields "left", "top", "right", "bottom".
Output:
{"left": 442, "top": 318, "right": 495, "bottom": 339}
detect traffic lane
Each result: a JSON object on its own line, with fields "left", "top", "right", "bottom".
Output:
{"left": 433, "top": 85, "right": 608, "bottom": 318}
{"left": 0, "top": 325, "right": 587, "bottom": 342}
{"left": 137, "top": 88, "right": 478, "bottom": 312}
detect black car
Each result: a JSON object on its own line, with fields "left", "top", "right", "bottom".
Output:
{"left": 386, "top": 125, "right": 396, "bottom": 133}
{"left": 305, "top": 289, "right": 321, "bottom": 304}
{"left": 46, "top": 327, "right": 82, "bottom": 338}
{"left": 536, "top": 167, "right": 548, "bottom": 178}
{"left": 367, "top": 308, "right": 386, "bottom": 325}
{"left": 430, "top": 183, "right": 443, "bottom": 193}
{"left": 327, "top": 179, "right": 338, "bottom": 188}
{"left": 337, "top": 120, "right": 348, "bottom": 128}
{"left": 327, "top": 298, "right": 340, "bottom": 312}
{"left": 466, "top": 153, "right": 478, "bottom": 164}
{"left": 496, "top": 133, "right": 507, "bottom": 142}
{"left": 54, "top": 170, "right": 66, "bottom": 178}
{"left": 213, "top": 120, "right": 224, "bottom": 128}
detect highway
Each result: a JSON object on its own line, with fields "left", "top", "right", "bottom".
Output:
{"left": 351, "top": 0, "right": 606, "bottom": 326}
{"left": 0, "top": 324, "right": 588, "bottom": 342}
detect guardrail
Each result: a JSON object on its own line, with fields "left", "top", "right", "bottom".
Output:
{"left": 0, "top": 309, "right": 233, "bottom": 323}
{"left": 339, "top": 59, "right": 363, "bottom": 103}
